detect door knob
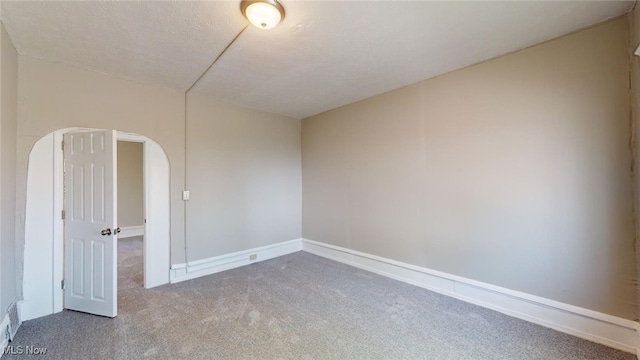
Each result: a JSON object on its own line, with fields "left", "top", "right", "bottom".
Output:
{"left": 115, "top": 227, "right": 121, "bottom": 235}
{"left": 100, "top": 228, "right": 112, "bottom": 236}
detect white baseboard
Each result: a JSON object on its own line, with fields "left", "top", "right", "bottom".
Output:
{"left": 118, "top": 225, "right": 144, "bottom": 239}
{"left": 170, "top": 239, "right": 303, "bottom": 283}
{"left": 164, "top": 236, "right": 640, "bottom": 355}
{"left": 301, "top": 238, "right": 640, "bottom": 355}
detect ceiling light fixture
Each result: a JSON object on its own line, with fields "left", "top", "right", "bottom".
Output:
{"left": 241, "top": 0, "right": 285, "bottom": 30}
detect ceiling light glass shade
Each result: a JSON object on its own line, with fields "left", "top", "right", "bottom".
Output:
{"left": 241, "top": 0, "right": 285, "bottom": 30}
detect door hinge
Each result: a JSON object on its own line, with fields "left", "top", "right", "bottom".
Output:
{"left": 61, "top": 141, "right": 64, "bottom": 151}
{"left": 61, "top": 279, "right": 65, "bottom": 290}
{"left": 61, "top": 210, "right": 65, "bottom": 220}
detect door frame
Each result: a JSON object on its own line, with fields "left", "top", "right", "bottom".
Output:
{"left": 22, "top": 127, "right": 171, "bottom": 320}
{"left": 116, "top": 131, "right": 170, "bottom": 290}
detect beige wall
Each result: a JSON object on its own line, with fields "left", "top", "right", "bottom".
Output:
{"left": 117, "top": 141, "right": 143, "bottom": 228}
{"left": 1, "top": 23, "right": 18, "bottom": 312}
{"left": 186, "top": 94, "right": 301, "bottom": 259}
{"left": 16, "top": 56, "right": 303, "bottom": 298}
{"left": 302, "top": 18, "right": 636, "bottom": 319}
{"left": 16, "top": 57, "right": 187, "bottom": 295}
{"left": 9, "top": 10, "right": 637, "bottom": 321}
{"left": 630, "top": 5, "right": 640, "bottom": 319}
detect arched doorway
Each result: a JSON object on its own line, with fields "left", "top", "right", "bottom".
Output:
{"left": 22, "top": 128, "right": 171, "bottom": 320}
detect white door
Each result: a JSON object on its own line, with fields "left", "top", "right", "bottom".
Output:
{"left": 63, "top": 130, "right": 117, "bottom": 317}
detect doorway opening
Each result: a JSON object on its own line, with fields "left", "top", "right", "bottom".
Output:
{"left": 22, "top": 128, "right": 171, "bottom": 320}
{"left": 117, "top": 140, "right": 145, "bottom": 290}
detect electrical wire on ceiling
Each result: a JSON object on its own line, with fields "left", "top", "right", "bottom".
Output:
{"left": 183, "top": 23, "right": 250, "bottom": 263}
{"left": 182, "top": 0, "right": 286, "bottom": 263}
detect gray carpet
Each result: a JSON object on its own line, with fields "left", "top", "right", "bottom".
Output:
{"left": 5, "top": 237, "right": 634, "bottom": 359}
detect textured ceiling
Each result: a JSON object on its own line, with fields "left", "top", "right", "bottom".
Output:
{"left": 1, "top": 1, "right": 634, "bottom": 119}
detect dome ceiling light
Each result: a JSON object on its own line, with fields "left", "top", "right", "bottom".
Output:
{"left": 241, "top": 0, "right": 285, "bottom": 30}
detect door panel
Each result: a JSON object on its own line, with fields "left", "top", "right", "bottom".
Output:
{"left": 71, "top": 239, "right": 84, "bottom": 297}
{"left": 64, "top": 130, "right": 117, "bottom": 317}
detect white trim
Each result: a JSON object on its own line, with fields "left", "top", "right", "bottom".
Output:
{"left": 23, "top": 128, "right": 171, "bottom": 322}
{"left": 0, "top": 312, "right": 9, "bottom": 358}
{"left": 170, "top": 239, "right": 302, "bottom": 283}
{"left": 301, "top": 239, "right": 640, "bottom": 355}
{"left": 118, "top": 225, "right": 144, "bottom": 239}
{"left": 117, "top": 132, "right": 145, "bottom": 143}
{"left": 138, "top": 135, "right": 171, "bottom": 289}
{"left": 52, "top": 132, "right": 64, "bottom": 314}
{"left": 22, "top": 133, "right": 58, "bottom": 321}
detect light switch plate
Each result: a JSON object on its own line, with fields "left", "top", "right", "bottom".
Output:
{"left": 182, "top": 190, "right": 190, "bottom": 201}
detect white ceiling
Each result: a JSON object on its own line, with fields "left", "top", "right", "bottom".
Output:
{"left": 1, "top": 1, "right": 634, "bottom": 119}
